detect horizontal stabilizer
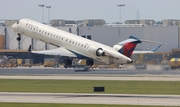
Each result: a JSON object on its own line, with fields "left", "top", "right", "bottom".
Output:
{"left": 140, "top": 39, "right": 166, "bottom": 45}
{"left": 151, "top": 45, "right": 161, "bottom": 52}
{"left": 133, "top": 45, "right": 162, "bottom": 54}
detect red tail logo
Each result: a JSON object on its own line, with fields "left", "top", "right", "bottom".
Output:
{"left": 118, "top": 42, "right": 137, "bottom": 58}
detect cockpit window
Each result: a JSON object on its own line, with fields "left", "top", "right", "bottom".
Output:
{"left": 17, "top": 21, "right": 19, "bottom": 24}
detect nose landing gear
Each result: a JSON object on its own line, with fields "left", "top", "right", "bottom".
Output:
{"left": 64, "top": 59, "right": 72, "bottom": 68}
{"left": 17, "top": 33, "right": 21, "bottom": 41}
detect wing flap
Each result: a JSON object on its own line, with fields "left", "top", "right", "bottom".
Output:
{"left": 28, "top": 45, "right": 77, "bottom": 57}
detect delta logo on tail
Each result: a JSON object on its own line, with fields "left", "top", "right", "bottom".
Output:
{"left": 117, "top": 36, "right": 142, "bottom": 58}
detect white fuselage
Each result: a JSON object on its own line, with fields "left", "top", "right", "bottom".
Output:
{"left": 12, "top": 19, "right": 132, "bottom": 64}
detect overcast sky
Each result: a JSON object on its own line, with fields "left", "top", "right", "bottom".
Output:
{"left": 0, "top": 0, "right": 180, "bottom": 23}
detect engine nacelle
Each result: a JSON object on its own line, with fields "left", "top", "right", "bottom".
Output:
{"left": 89, "top": 46, "right": 105, "bottom": 57}
{"left": 113, "top": 44, "right": 122, "bottom": 51}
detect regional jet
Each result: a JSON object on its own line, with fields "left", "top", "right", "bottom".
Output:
{"left": 12, "top": 19, "right": 163, "bottom": 67}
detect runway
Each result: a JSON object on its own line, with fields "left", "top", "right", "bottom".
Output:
{"left": 1, "top": 75, "right": 180, "bottom": 81}
{"left": 0, "top": 67, "right": 180, "bottom": 76}
{"left": 0, "top": 92, "right": 180, "bottom": 106}
{"left": 1, "top": 67, "right": 180, "bottom": 81}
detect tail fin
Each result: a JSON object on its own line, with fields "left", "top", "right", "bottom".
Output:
{"left": 114, "top": 36, "right": 142, "bottom": 58}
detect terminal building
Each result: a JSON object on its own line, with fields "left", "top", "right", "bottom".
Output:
{"left": 0, "top": 19, "right": 180, "bottom": 64}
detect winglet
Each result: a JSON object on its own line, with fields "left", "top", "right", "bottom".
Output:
{"left": 28, "top": 45, "right": 32, "bottom": 53}
{"left": 151, "top": 45, "right": 161, "bottom": 52}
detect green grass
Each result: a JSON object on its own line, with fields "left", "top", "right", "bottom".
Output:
{"left": 0, "top": 103, "right": 178, "bottom": 107}
{"left": 0, "top": 79, "right": 180, "bottom": 95}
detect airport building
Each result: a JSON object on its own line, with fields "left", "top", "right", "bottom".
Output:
{"left": 125, "top": 19, "right": 155, "bottom": 26}
{"left": 0, "top": 19, "right": 180, "bottom": 65}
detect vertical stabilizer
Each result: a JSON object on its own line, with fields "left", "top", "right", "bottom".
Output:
{"left": 113, "top": 36, "right": 142, "bottom": 58}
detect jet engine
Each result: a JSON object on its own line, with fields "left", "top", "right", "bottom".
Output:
{"left": 89, "top": 46, "right": 105, "bottom": 57}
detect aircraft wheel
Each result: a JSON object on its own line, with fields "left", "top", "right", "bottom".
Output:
{"left": 17, "top": 37, "right": 21, "bottom": 41}
{"left": 64, "top": 59, "right": 72, "bottom": 66}
{"left": 86, "top": 59, "right": 94, "bottom": 66}
{"left": 17, "top": 33, "right": 21, "bottom": 41}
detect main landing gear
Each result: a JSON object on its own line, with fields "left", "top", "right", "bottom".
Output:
{"left": 64, "top": 59, "right": 94, "bottom": 68}
{"left": 86, "top": 59, "right": 94, "bottom": 66}
{"left": 64, "top": 59, "right": 72, "bottom": 68}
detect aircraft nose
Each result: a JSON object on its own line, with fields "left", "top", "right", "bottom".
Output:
{"left": 12, "top": 23, "right": 16, "bottom": 30}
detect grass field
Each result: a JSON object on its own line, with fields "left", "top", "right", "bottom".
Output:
{"left": 0, "top": 79, "right": 180, "bottom": 95}
{"left": 0, "top": 103, "right": 179, "bottom": 107}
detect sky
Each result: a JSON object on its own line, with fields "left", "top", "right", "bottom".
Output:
{"left": 0, "top": 0, "right": 180, "bottom": 23}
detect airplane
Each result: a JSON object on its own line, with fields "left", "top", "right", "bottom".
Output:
{"left": 12, "top": 18, "right": 164, "bottom": 67}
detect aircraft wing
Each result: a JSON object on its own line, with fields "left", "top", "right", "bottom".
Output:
{"left": 133, "top": 45, "right": 161, "bottom": 54}
{"left": 28, "top": 45, "right": 77, "bottom": 57}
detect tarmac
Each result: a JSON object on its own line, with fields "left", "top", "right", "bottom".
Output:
{"left": 1, "top": 92, "right": 180, "bottom": 106}
{"left": 1, "top": 66, "right": 180, "bottom": 106}
{"left": 0, "top": 75, "right": 180, "bottom": 81}
{"left": 0, "top": 65, "right": 180, "bottom": 76}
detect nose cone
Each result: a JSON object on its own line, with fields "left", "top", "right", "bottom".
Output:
{"left": 12, "top": 23, "right": 19, "bottom": 33}
{"left": 12, "top": 23, "right": 16, "bottom": 30}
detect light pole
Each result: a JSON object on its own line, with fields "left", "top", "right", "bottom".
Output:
{"left": 38, "top": 4, "right": 45, "bottom": 23}
{"left": 38, "top": 4, "right": 47, "bottom": 50}
{"left": 46, "top": 6, "right": 51, "bottom": 24}
{"left": 117, "top": 4, "right": 125, "bottom": 35}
